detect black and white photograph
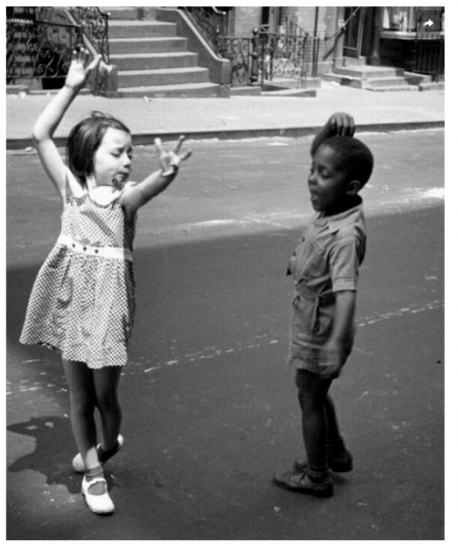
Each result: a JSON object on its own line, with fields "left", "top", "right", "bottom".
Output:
{"left": 6, "top": 3, "right": 445, "bottom": 540}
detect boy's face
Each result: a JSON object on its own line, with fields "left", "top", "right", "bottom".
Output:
{"left": 308, "top": 144, "right": 356, "bottom": 216}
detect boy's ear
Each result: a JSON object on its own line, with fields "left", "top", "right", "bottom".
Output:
{"left": 346, "top": 179, "right": 361, "bottom": 195}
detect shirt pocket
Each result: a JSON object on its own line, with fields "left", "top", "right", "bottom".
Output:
{"left": 304, "top": 243, "right": 327, "bottom": 279}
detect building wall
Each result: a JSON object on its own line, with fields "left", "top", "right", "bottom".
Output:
{"left": 232, "top": 6, "right": 262, "bottom": 36}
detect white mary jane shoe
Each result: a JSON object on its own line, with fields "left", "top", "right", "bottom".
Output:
{"left": 82, "top": 475, "right": 115, "bottom": 515}
{"left": 73, "top": 434, "right": 124, "bottom": 473}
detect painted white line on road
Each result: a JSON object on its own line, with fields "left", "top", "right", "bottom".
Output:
{"left": 358, "top": 299, "right": 443, "bottom": 327}
{"left": 423, "top": 187, "right": 444, "bottom": 199}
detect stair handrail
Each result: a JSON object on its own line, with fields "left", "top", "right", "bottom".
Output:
{"left": 67, "top": 7, "right": 110, "bottom": 63}
{"left": 283, "top": 16, "right": 309, "bottom": 40}
{"left": 325, "top": 7, "right": 361, "bottom": 42}
{"left": 180, "top": 7, "right": 229, "bottom": 58}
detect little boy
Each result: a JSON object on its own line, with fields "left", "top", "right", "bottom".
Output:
{"left": 273, "top": 113, "right": 374, "bottom": 498}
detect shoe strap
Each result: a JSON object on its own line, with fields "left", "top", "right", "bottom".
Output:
{"left": 85, "top": 476, "right": 107, "bottom": 492}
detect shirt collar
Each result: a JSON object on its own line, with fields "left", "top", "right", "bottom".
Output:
{"left": 313, "top": 198, "right": 364, "bottom": 233}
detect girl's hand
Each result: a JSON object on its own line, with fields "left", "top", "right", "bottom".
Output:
{"left": 65, "top": 48, "right": 102, "bottom": 92}
{"left": 327, "top": 112, "right": 355, "bottom": 137}
{"left": 154, "top": 136, "right": 192, "bottom": 177}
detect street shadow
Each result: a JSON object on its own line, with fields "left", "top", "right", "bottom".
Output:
{"left": 7, "top": 416, "right": 116, "bottom": 495}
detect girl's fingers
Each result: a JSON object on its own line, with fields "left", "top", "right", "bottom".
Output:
{"left": 154, "top": 137, "right": 165, "bottom": 157}
{"left": 179, "top": 150, "right": 192, "bottom": 162}
{"left": 88, "top": 53, "right": 102, "bottom": 73}
{"left": 174, "top": 135, "right": 185, "bottom": 154}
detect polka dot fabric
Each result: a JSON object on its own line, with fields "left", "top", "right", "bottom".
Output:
{"left": 20, "top": 169, "right": 136, "bottom": 369}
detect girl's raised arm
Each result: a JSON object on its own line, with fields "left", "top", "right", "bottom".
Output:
{"left": 33, "top": 49, "right": 101, "bottom": 200}
{"left": 121, "top": 137, "right": 192, "bottom": 222}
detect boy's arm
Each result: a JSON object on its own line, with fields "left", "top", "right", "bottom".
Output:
{"left": 33, "top": 49, "right": 101, "bottom": 200}
{"left": 311, "top": 112, "right": 356, "bottom": 156}
{"left": 121, "top": 137, "right": 191, "bottom": 222}
{"left": 319, "top": 290, "right": 357, "bottom": 379}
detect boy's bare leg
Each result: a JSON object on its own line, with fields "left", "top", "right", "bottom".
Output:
{"left": 296, "top": 369, "right": 333, "bottom": 479}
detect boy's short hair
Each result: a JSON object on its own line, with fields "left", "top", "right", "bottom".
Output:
{"left": 67, "top": 111, "right": 131, "bottom": 185}
{"left": 318, "top": 135, "right": 374, "bottom": 188}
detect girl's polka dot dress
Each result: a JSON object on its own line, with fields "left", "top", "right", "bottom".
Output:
{"left": 20, "top": 169, "right": 136, "bottom": 369}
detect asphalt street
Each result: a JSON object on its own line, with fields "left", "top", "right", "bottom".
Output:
{"left": 7, "top": 130, "right": 444, "bottom": 539}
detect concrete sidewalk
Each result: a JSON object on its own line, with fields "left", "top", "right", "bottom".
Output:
{"left": 6, "top": 81, "right": 444, "bottom": 149}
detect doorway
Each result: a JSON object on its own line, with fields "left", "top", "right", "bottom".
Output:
{"left": 343, "top": 7, "right": 377, "bottom": 60}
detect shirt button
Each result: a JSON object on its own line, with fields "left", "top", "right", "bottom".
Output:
{"left": 72, "top": 244, "right": 75, "bottom": 248}
{"left": 292, "top": 251, "right": 297, "bottom": 256}
{"left": 95, "top": 249, "right": 99, "bottom": 254}
{"left": 83, "top": 247, "right": 87, "bottom": 251}
{"left": 301, "top": 237, "right": 305, "bottom": 242}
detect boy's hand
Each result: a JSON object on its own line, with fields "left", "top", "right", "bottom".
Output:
{"left": 154, "top": 136, "right": 192, "bottom": 177}
{"left": 318, "top": 341, "right": 347, "bottom": 379}
{"left": 327, "top": 112, "right": 355, "bottom": 137}
{"left": 65, "top": 48, "right": 102, "bottom": 92}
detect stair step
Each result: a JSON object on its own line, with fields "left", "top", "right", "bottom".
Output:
{"left": 322, "top": 73, "right": 366, "bottom": 88}
{"left": 108, "top": 20, "right": 177, "bottom": 39}
{"left": 117, "top": 67, "right": 210, "bottom": 87}
{"left": 114, "top": 82, "right": 222, "bottom": 98}
{"left": 261, "top": 88, "right": 316, "bottom": 97}
{"left": 109, "top": 37, "right": 188, "bottom": 54}
{"left": 368, "top": 85, "right": 417, "bottom": 92}
{"left": 368, "top": 77, "right": 411, "bottom": 88}
{"left": 333, "top": 65, "right": 403, "bottom": 79}
{"left": 110, "top": 52, "right": 199, "bottom": 71}
{"left": 419, "top": 81, "right": 445, "bottom": 91}
{"left": 102, "top": 7, "right": 141, "bottom": 20}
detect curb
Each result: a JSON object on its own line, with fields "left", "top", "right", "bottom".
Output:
{"left": 6, "top": 121, "right": 444, "bottom": 150}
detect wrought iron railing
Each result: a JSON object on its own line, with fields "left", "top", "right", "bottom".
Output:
{"left": 182, "top": 7, "right": 229, "bottom": 57}
{"left": 68, "top": 7, "right": 109, "bottom": 62}
{"left": 414, "top": 32, "right": 444, "bottom": 81}
{"left": 6, "top": 7, "right": 109, "bottom": 92}
{"left": 181, "top": 8, "right": 318, "bottom": 87}
{"left": 220, "top": 30, "right": 318, "bottom": 88}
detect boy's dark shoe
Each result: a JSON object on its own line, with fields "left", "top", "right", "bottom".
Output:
{"left": 294, "top": 448, "right": 353, "bottom": 473}
{"left": 273, "top": 468, "right": 334, "bottom": 498}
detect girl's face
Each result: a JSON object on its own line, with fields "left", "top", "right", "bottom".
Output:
{"left": 92, "top": 127, "right": 133, "bottom": 187}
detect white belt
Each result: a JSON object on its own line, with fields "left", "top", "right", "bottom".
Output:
{"left": 57, "top": 234, "right": 133, "bottom": 262}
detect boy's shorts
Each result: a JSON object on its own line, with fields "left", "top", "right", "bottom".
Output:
{"left": 287, "top": 294, "right": 354, "bottom": 376}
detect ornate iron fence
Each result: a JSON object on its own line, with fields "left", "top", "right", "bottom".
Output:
{"left": 257, "top": 31, "right": 311, "bottom": 86}
{"left": 414, "top": 32, "right": 444, "bottom": 81}
{"left": 182, "top": 7, "right": 229, "bottom": 57}
{"left": 220, "top": 30, "right": 317, "bottom": 88}
{"left": 6, "top": 7, "right": 109, "bottom": 91}
{"left": 182, "top": 8, "right": 317, "bottom": 87}
{"left": 68, "top": 7, "right": 109, "bottom": 62}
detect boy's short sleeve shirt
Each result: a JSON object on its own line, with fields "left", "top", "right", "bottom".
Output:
{"left": 286, "top": 201, "right": 366, "bottom": 372}
{"left": 288, "top": 201, "right": 366, "bottom": 297}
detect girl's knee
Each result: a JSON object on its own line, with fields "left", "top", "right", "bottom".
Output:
{"left": 95, "top": 390, "right": 120, "bottom": 413}
{"left": 70, "top": 393, "right": 96, "bottom": 417}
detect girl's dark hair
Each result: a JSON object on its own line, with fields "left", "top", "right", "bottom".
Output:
{"left": 319, "top": 135, "right": 374, "bottom": 188}
{"left": 67, "top": 111, "right": 131, "bottom": 185}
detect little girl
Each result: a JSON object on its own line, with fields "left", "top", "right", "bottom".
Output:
{"left": 20, "top": 48, "right": 191, "bottom": 515}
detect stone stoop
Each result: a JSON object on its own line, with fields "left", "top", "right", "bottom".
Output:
{"left": 102, "top": 7, "right": 222, "bottom": 97}
{"left": 322, "top": 61, "right": 439, "bottom": 92}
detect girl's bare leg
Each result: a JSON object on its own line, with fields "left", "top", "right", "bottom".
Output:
{"left": 61, "top": 359, "right": 99, "bottom": 470}
{"left": 93, "top": 366, "right": 123, "bottom": 452}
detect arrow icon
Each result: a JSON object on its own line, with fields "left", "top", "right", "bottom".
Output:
{"left": 424, "top": 19, "right": 434, "bottom": 28}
